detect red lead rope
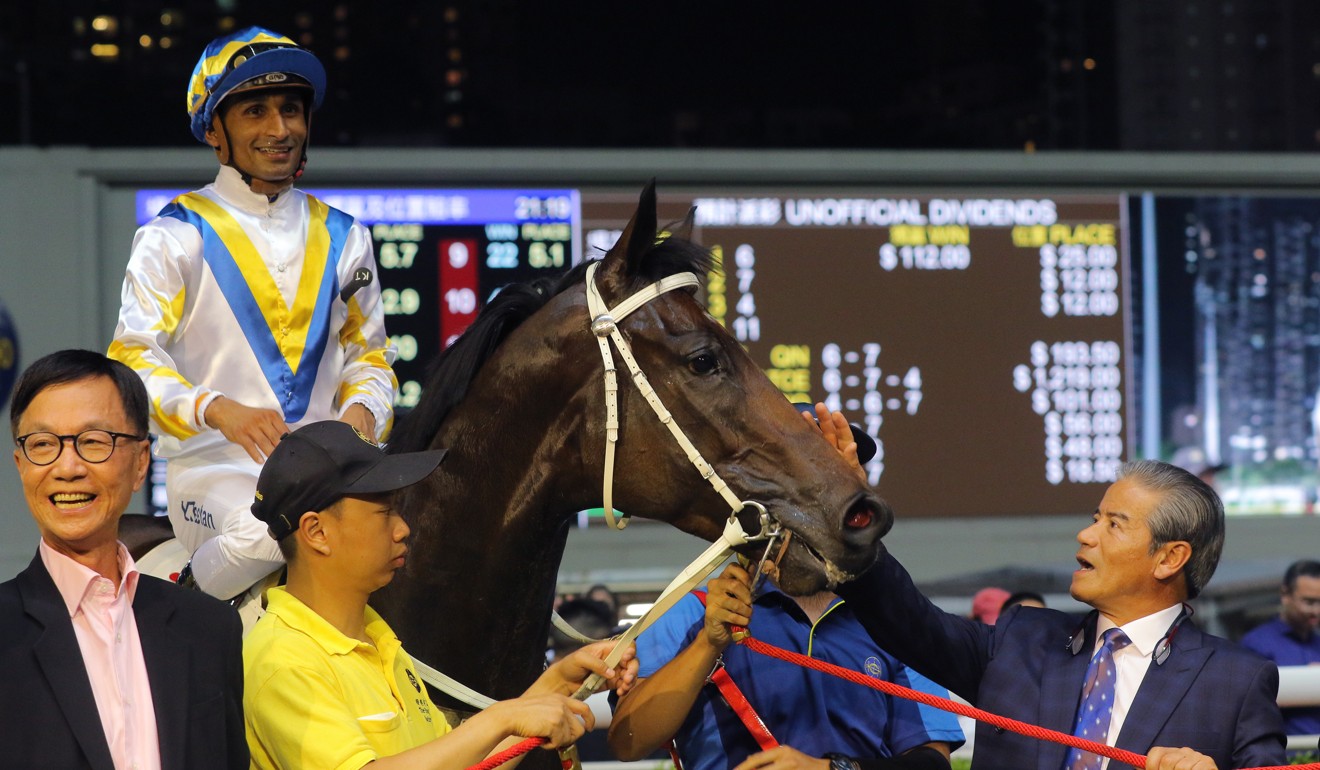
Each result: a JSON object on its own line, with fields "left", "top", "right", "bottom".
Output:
{"left": 463, "top": 634, "right": 1317, "bottom": 770}
{"left": 467, "top": 737, "right": 545, "bottom": 770}
{"left": 735, "top": 634, "right": 1314, "bottom": 770}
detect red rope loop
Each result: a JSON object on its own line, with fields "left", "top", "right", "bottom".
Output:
{"left": 736, "top": 634, "right": 1313, "bottom": 770}
{"left": 467, "top": 737, "right": 545, "bottom": 770}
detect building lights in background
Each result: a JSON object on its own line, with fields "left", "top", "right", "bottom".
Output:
{"left": 90, "top": 43, "right": 120, "bottom": 60}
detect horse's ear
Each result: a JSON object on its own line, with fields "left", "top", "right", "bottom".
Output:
{"left": 671, "top": 206, "right": 696, "bottom": 242}
{"left": 602, "top": 179, "right": 659, "bottom": 279}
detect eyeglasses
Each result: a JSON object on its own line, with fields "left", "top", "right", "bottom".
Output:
{"left": 15, "top": 430, "right": 147, "bottom": 466}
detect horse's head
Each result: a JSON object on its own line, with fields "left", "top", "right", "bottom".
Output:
{"left": 583, "top": 182, "right": 892, "bottom": 594}
{"left": 379, "top": 182, "right": 893, "bottom": 713}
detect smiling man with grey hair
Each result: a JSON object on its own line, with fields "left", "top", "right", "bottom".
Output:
{"left": 830, "top": 450, "right": 1284, "bottom": 770}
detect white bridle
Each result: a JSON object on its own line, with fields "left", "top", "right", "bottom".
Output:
{"left": 583, "top": 262, "right": 765, "bottom": 529}
{"left": 416, "top": 262, "right": 780, "bottom": 709}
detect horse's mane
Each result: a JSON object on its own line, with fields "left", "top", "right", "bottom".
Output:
{"left": 387, "top": 233, "right": 713, "bottom": 454}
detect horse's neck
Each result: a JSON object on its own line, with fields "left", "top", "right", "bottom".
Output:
{"left": 381, "top": 487, "right": 574, "bottom": 705}
{"left": 382, "top": 351, "right": 595, "bottom": 703}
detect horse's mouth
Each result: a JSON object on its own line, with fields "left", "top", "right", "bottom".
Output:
{"left": 800, "top": 537, "right": 859, "bottom": 588}
{"left": 762, "top": 496, "right": 888, "bottom": 595}
{"left": 758, "top": 530, "right": 859, "bottom": 595}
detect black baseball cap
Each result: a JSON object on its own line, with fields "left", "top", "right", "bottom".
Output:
{"left": 251, "top": 420, "right": 447, "bottom": 541}
{"left": 793, "top": 402, "right": 878, "bottom": 464}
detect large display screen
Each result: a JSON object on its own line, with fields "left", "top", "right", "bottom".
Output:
{"left": 134, "top": 184, "right": 1320, "bottom": 520}
{"left": 580, "top": 191, "right": 1129, "bottom": 518}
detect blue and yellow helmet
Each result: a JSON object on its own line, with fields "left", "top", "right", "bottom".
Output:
{"left": 186, "top": 26, "right": 326, "bottom": 143}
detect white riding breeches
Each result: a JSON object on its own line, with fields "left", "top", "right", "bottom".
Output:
{"left": 165, "top": 453, "right": 284, "bottom": 600}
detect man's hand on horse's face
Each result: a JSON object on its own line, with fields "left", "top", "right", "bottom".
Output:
{"left": 802, "top": 403, "right": 864, "bottom": 482}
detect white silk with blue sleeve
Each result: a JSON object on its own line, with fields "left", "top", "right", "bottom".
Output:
{"left": 108, "top": 165, "right": 397, "bottom": 598}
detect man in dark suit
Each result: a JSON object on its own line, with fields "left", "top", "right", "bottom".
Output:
{"left": 816, "top": 425, "right": 1284, "bottom": 768}
{"left": 0, "top": 349, "right": 246, "bottom": 769}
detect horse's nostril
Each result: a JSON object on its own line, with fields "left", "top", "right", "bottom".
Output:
{"left": 844, "top": 507, "right": 874, "bottom": 530}
{"left": 843, "top": 496, "right": 894, "bottom": 541}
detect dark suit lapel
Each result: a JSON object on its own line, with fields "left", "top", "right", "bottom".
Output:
{"left": 1037, "top": 619, "right": 1097, "bottom": 770}
{"left": 1115, "top": 623, "right": 1212, "bottom": 766}
{"left": 135, "top": 577, "right": 190, "bottom": 770}
{"left": 19, "top": 556, "right": 117, "bottom": 770}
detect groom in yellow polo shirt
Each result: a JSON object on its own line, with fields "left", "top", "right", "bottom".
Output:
{"left": 242, "top": 421, "right": 635, "bottom": 769}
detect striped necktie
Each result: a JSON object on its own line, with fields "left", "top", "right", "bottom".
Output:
{"left": 1063, "top": 627, "right": 1131, "bottom": 770}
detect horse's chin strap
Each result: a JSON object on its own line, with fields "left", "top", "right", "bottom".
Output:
{"left": 584, "top": 262, "right": 752, "bottom": 529}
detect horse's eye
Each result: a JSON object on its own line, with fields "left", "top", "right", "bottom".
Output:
{"left": 688, "top": 353, "right": 719, "bottom": 375}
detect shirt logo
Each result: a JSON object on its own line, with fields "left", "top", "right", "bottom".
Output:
{"left": 406, "top": 668, "right": 421, "bottom": 692}
{"left": 863, "top": 656, "right": 884, "bottom": 679}
{"left": 180, "top": 500, "right": 216, "bottom": 530}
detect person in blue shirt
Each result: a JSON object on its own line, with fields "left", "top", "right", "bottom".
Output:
{"left": 609, "top": 564, "right": 963, "bottom": 770}
{"left": 1241, "top": 559, "right": 1320, "bottom": 736}
{"left": 608, "top": 404, "right": 963, "bottom": 770}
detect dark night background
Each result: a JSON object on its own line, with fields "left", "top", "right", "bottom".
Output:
{"left": 8, "top": 0, "right": 1320, "bottom": 508}
{"left": 5, "top": 1, "right": 1320, "bottom": 152}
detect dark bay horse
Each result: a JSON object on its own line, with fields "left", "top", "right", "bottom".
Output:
{"left": 376, "top": 183, "right": 893, "bottom": 731}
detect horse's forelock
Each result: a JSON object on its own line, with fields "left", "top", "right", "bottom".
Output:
{"left": 622, "top": 222, "right": 714, "bottom": 290}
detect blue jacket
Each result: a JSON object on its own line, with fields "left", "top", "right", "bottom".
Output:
{"left": 837, "top": 551, "right": 1286, "bottom": 770}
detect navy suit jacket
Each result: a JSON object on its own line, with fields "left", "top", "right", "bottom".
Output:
{"left": 0, "top": 551, "right": 247, "bottom": 770}
{"left": 837, "top": 551, "right": 1286, "bottom": 770}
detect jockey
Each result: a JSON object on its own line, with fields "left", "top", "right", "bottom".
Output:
{"left": 187, "top": 26, "right": 325, "bottom": 189}
{"left": 108, "top": 26, "right": 397, "bottom": 600}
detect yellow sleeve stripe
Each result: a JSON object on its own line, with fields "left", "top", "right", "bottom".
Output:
{"left": 107, "top": 340, "right": 201, "bottom": 438}
{"left": 338, "top": 295, "right": 366, "bottom": 347}
{"left": 151, "top": 285, "right": 187, "bottom": 336}
{"left": 107, "top": 342, "right": 193, "bottom": 387}
{"left": 153, "top": 396, "right": 200, "bottom": 440}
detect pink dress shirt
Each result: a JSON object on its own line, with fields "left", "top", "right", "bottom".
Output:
{"left": 40, "top": 540, "right": 162, "bottom": 770}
